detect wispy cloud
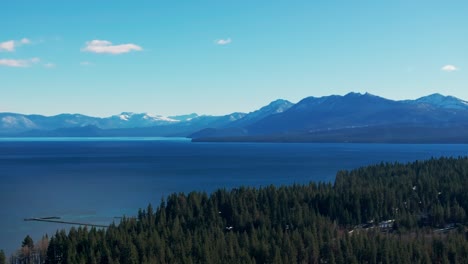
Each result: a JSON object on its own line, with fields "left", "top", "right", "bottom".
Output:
{"left": 441, "top": 65, "right": 459, "bottom": 72}
{"left": 20, "top": 38, "right": 31, "bottom": 44}
{"left": 82, "top": 40, "right": 143, "bottom": 54}
{"left": 80, "top": 61, "right": 93, "bottom": 66}
{"left": 44, "top": 62, "right": 56, "bottom": 68}
{"left": 0, "top": 38, "right": 31, "bottom": 52}
{"left": 0, "top": 57, "right": 40, "bottom": 67}
{"left": 215, "top": 38, "right": 232, "bottom": 45}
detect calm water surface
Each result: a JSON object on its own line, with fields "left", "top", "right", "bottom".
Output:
{"left": 0, "top": 138, "right": 467, "bottom": 255}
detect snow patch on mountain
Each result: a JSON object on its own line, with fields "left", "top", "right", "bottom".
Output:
{"left": 413, "top": 93, "right": 468, "bottom": 110}
{"left": 1, "top": 115, "right": 37, "bottom": 130}
{"left": 169, "top": 113, "right": 199, "bottom": 122}
{"left": 114, "top": 112, "right": 179, "bottom": 123}
{"left": 144, "top": 113, "right": 179, "bottom": 122}
{"left": 119, "top": 114, "right": 129, "bottom": 121}
{"left": 240, "top": 99, "right": 293, "bottom": 121}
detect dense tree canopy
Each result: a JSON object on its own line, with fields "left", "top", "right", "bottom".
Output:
{"left": 11, "top": 156, "right": 468, "bottom": 263}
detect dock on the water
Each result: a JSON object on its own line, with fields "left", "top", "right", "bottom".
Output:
{"left": 24, "top": 216, "right": 109, "bottom": 228}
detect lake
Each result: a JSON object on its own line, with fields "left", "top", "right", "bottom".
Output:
{"left": 0, "top": 137, "right": 467, "bottom": 255}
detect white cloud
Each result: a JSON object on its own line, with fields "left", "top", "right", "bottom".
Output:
{"left": 0, "top": 40, "right": 15, "bottom": 52}
{"left": 82, "top": 40, "right": 143, "bottom": 54}
{"left": 20, "top": 38, "right": 31, "bottom": 44}
{"left": 44, "top": 62, "right": 56, "bottom": 68}
{"left": 441, "top": 65, "right": 459, "bottom": 72}
{"left": 0, "top": 38, "right": 32, "bottom": 52}
{"left": 80, "top": 61, "right": 93, "bottom": 66}
{"left": 215, "top": 38, "right": 232, "bottom": 45}
{"left": 0, "top": 57, "right": 40, "bottom": 67}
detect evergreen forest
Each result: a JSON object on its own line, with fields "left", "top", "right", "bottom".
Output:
{"left": 8, "top": 157, "right": 468, "bottom": 263}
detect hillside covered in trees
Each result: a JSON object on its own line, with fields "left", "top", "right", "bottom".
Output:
{"left": 8, "top": 157, "right": 468, "bottom": 263}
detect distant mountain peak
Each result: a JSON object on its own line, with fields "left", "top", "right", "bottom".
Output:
{"left": 344, "top": 92, "right": 386, "bottom": 100}
{"left": 119, "top": 114, "right": 130, "bottom": 121}
{"left": 414, "top": 93, "right": 468, "bottom": 110}
{"left": 426, "top": 93, "right": 445, "bottom": 98}
{"left": 246, "top": 99, "right": 293, "bottom": 116}
{"left": 169, "top": 113, "right": 199, "bottom": 121}
{"left": 344, "top": 92, "right": 363, "bottom": 97}
{"left": 269, "top": 98, "right": 291, "bottom": 104}
{"left": 263, "top": 99, "right": 293, "bottom": 109}
{"left": 293, "top": 92, "right": 392, "bottom": 113}
{"left": 114, "top": 112, "right": 179, "bottom": 123}
{"left": 364, "top": 92, "right": 378, "bottom": 97}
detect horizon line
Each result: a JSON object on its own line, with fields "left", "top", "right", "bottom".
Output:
{"left": 1, "top": 91, "right": 465, "bottom": 118}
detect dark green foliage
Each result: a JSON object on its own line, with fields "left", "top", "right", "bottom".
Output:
{"left": 0, "top": 250, "right": 5, "bottom": 264}
{"left": 37, "top": 157, "right": 468, "bottom": 263}
{"left": 22, "top": 235, "right": 34, "bottom": 249}
{"left": 333, "top": 157, "right": 468, "bottom": 228}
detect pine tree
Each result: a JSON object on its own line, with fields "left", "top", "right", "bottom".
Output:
{"left": 0, "top": 250, "right": 6, "bottom": 264}
{"left": 22, "top": 235, "right": 34, "bottom": 249}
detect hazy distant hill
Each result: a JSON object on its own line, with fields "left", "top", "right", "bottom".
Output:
{"left": 2, "top": 92, "right": 468, "bottom": 142}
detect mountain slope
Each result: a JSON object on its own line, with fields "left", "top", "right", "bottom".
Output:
{"left": 0, "top": 113, "right": 38, "bottom": 133}
{"left": 189, "top": 99, "right": 293, "bottom": 138}
{"left": 192, "top": 92, "right": 468, "bottom": 142}
{"left": 256, "top": 93, "right": 468, "bottom": 132}
{"left": 409, "top": 93, "right": 468, "bottom": 110}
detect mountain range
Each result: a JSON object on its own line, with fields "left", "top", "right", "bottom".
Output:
{"left": 2, "top": 93, "right": 468, "bottom": 143}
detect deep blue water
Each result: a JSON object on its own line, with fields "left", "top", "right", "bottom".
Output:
{"left": 0, "top": 138, "right": 467, "bottom": 255}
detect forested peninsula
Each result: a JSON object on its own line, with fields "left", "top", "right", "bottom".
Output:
{"left": 8, "top": 157, "right": 468, "bottom": 264}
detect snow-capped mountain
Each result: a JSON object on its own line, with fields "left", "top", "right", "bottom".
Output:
{"left": 245, "top": 92, "right": 468, "bottom": 135}
{"left": 103, "top": 112, "right": 179, "bottom": 129}
{"left": 191, "top": 92, "right": 468, "bottom": 142}
{"left": 0, "top": 113, "right": 38, "bottom": 131}
{"left": 0, "top": 112, "right": 184, "bottom": 133}
{"left": 233, "top": 99, "right": 293, "bottom": 125}
{"left": 0, "top": 113, "right": 99, "bottom": 133}
{"left": 168, "top": 113, "right": 199, "bottom": 121}
{"left": 2, "top": 92, "right": 468, "bottom": 143}
{"left": 410, "top": 93, "right": 468, "bottom": 110}
{"left": 116, "top": 112, "right": 178, "bottom": 123}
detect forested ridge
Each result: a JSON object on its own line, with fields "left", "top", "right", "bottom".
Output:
{"left": 8, "top": 157, "right": 468, "bottom": 263}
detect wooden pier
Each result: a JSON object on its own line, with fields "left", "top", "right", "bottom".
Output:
{"left": 24, "top": 216, "right": 109, "bottom": 228}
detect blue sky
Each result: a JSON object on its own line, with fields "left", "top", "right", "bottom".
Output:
{"left": 1, "top": 0, "right": 467, "bottom": 116}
